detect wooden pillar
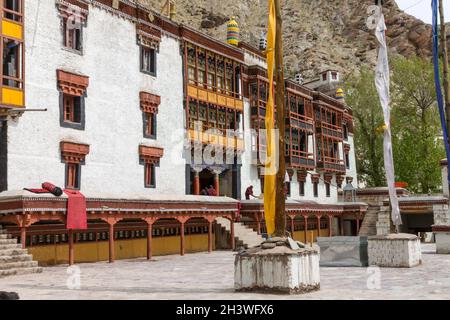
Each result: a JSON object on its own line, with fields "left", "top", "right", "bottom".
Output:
{"left": 340, "top": 217, "right": 344, "bottom": 236}
{"left": 208, "top": 221, "right": 213, "bottom": 253}
{"left": 214, "top": 173, "right": 220, "bottom": 196}
{"left": 146, "top": 223, "right": 153, "bottom": 260}
{"left": 230, "top": 219, "right": 235, "bottom": 250}
{"left": 317, "top": 215, "right": 321, "bottom": 237}
{"left": 256, "top": 213, "right": 261, "bottom": 235}
{"left": 180, "top": 222, "right": 185, "bottom": 256}
{"left": 20, "top": 226, "right": 26, "bottom": 249}
{"left": 68, "top": 229, "right": 74, "bottom": 266}
{"left": 328, "top": 215, "right": 333, "bottom": 237}
{"left": 356, "top": 215, "right": 360, "bottom": 235}
{"left": 290, "top": 216, "right": 295, "bottom": 238}
{"left": 194, "top": 171, "right": 200, "bottom": 195}
{"left": 304, "top": 215, "right": 308, "bottom": 242}
{"left": 108, "top": 223, "right": 115, "bottom": 263}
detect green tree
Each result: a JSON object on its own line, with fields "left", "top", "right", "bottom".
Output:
{"left": 390, "top": 56, "right": 444, "bottom": 193}
{"left": 345, "top": 68, "right": 385, "bottom": 187}
{"left": 345, "top": 57, "right": 445, "bottom": 193}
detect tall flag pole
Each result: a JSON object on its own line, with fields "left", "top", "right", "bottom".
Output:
{"left": 374, "top": 3, "right": 402, "bottom": 228}
{"left": 263, "top": 0, "right": 277, "bottom": 236}
{"left": 432, "top": 0, "right": 450, "bottom": 185}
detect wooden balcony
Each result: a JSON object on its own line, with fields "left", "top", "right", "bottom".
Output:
{"left": 287, "top": 149, "right": 315, "bottom": 169}
{"left": 188, "top": 129, "right": 244, "bottom": 151}
{"left": 316, "top": 122, "right": 343, "bottom": 140}
{"left": 286, "top": 113, "right": 314, "bottom": 133}
{"left": 187, "top": 84, "right": 243, "bottom": 112}
{"left": 317, "top": 157, "right": 346, "bottom": 173}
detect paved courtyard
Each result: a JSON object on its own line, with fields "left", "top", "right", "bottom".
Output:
{"left": 1, "top": 244, "right": 450, "bottom": 300}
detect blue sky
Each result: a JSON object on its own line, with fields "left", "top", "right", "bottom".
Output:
{"left": 395, "top": 0, "right": 450, "bottom": 24}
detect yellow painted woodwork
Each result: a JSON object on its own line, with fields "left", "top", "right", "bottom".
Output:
{"left": 292, "top": 228, "right": 329, "bottom": 244}
{"left": 226, "top": 97, "right": 235, "bottom": 108}
{"left": 29, "top": 234, "right": 212, "bottom": 266}
{"left": 198, "top": 89, "right": 208, "bottom": 101}
{"left": 2, "top": 20, "right": 22, "bottom": 40}
{"left": 188, "top": 85, "right": 198, "bottom": 98}
{"left": 207, "top": 92, "right": 217, "bottom": 104}
{"left": 217, "top": 95, "right": 227, "bottom": 106}
{"left": 235, "top": 100, "right": 244, "bottom": 111}
{"left": 2, "top": 87, "right": 24, "bottom": 106}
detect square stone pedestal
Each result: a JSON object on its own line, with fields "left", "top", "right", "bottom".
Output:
{"left": 317, "top": 236, "right": 368, "bottom": 267}
{"left": 433, "top": 225, "right": 450, "bottom": 254}
{"left": 234, "top": 246, "right": 320, "bottom": 294}
{"left": 368, "top": 233, "right": 422, "bottom": 268}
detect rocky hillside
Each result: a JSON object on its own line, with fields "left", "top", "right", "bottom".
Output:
{"left": 138, "top": 0, "right": 433, "bottom": 80}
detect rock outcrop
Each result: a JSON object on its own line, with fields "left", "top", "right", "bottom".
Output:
{"left": 139, "top": 0, "right": 436, "bottom": 79}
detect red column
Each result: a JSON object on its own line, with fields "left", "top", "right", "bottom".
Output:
{"left": 208, "top": 221, "right": 213, "bottom": 253}
{"left": 304, "top": 215, "right": 308, "bottom": 242}
{"left": 180, "top": 222, "right": 185, "bottom": 256}
{"left": 20, "top": 226, "right": 26, "bottom": 249}
{"left": 68, "top": 229, "right": 74, "bottom": 266}
{"left": 328, "top": 215, "right": 333, "bottom": 237}
{"left": 109, "top": 223, "right": 115, "bottom": 263}
{"left": 147, "top": 223, "right": 153, "bottom": 260}
{"left": 317, "top": 216, "right": 321, "bottom": 237}
{"left": 255, "top": 213, "right": 261, "bottom": 235}
{"left": 290, "top": 216, "right": 295, "bottom": 238}
{"left": 214, "top": 173, "right": 220, "bottom": 196}
{"left": 356, "top": 215, "right": 360, "bottom": 235}
{"left": 194, "top": 171, "right": 200, "bottom": 195}
{"left": 230, "top": 219, "right": 235, "bottom": 250}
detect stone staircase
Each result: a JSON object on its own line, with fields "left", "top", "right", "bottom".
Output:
{"left": 0, "top": 225, "right": 42, "bottom": 278}
{"left": 215, "top": 217, "right": 264, "bottom": 249}
{"left": 358, "top": 205, "right": 380, "bottom": 236}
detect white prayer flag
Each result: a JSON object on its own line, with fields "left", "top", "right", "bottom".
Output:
{"left": 374, "top": 13, "right": 402, "bottom": 227}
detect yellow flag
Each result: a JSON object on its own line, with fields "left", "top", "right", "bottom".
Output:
{"left": 263, "top": 0, "right": 276, "bottom": 236}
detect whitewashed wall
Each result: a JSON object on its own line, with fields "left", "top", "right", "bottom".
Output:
{"left": 7, "top": 2, "right": 185, "bottom": 196}
{"left": 345, "top": 134, "right": 358, "bottom": 184}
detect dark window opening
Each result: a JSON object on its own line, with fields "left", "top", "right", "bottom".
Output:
{"left": 299, "top": 181, "right": 305, "bottom": 196}
{"left": 141, "top": 46, "right": 157, "bottom": 76}
{"left": 322, "top": 73, "right": 327, "bottom": 81}
{"left": 143, "top": 112, "right": 157, "bottom": 138}
{"left": 63, "top": 19, "right": 82, "bottom": 52}
{"left": 300, "top": 132, "right": 307, "bottom": 152}
{"left": 3, "top": 38, "right": 22, "bottom": 88}
{"left": 65, "top": 163, "right": 80, "bottom": 190}
{"left": 325, "top": 182, "right": 331, "bottom": 197}
{"left": 285, "top": 182, "right": 291, "bottom": 197}
{"left": 63, "top": 95, "right": 82, "bottom": 124}
{"left": 343, "top": 124, "right": 349, "bottom": 140}
{"left": 345, "top": 153, "right": 350, "bottom": 169}
{"left": 313, "top": 182, "right": 318, "bottom": 198}
{"left": 331, "top": 72, "right": 337, "bottom": 80}
{"left": 260, "top": 176, "right": 264, "bottom": 193}
{"left": 4, "top": 0, "right": 21, "bottom": 22}
{"left": 145, "top": 163, "right": 156, "bottom": 188}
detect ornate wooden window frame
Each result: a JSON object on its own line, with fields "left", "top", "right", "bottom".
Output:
{"left": 57, "top": 69, "right": 89, "bottom": 130}
{"left": 140, "top": 92, "right": 161, "bottom": 139}
{"left": 56, "top": 0, "right": 89, "bottom": 54}
{"left": 137, "top": 29, "right": 160, "bottom": 77}
{"left": 60, "top": 141, "right": 90, "bottom": 190}
{"left": 139, "top": 145, "right": 164, "bottom": 189}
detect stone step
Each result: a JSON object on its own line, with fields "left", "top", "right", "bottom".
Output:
{"left": 0, "top": 233, "right": 12, "bottom": 239}
{"left": 0, "top": 244, "right": 21, "bottom": 250}
{"left": 0, "top": 248, "right": 28, "bottom": 256}
{"left": 0, "top": 260, "right": 39, "bottom": 271}
{"left": 0, "top": 254, "right": 33, "bottom": 264}
{"left": 0, "top": 239, "right": 17, "bottom": 245}
{"left": 0, "top": 267, "right": 43, "bottom": 278}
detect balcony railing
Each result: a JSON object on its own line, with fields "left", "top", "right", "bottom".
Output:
{"left": 317, "top": 157, "right": 346, "bottom": 173}
{"left": 188, "top": 129, "right": 245, "bottom": 151}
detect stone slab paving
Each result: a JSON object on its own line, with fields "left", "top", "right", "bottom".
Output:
{"left": 0, "top": 244, "right": 450, "bottom": 300}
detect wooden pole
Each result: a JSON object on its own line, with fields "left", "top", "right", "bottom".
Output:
{"left": 146, "top": 223, "right": 153, "bottom": 260}
{"left": 274, "top": 0, "right": 286, "bottom": 237}
{"left": 68, "top": 229, "right": 74, "bottom": 266}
